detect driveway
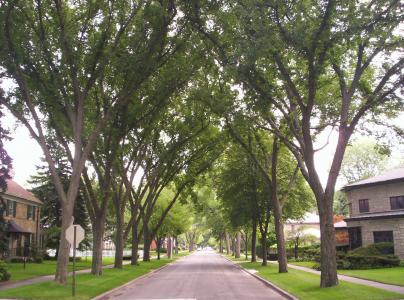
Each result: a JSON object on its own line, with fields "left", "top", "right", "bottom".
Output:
{"left": 98, "top": 251, "right": 286, "bottom": 300}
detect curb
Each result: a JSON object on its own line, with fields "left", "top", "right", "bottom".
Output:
{"left": 221, "top": 255, "right": 298, "bottom": 300}
{"left": 92, "top": 255, "right": 189, "bottom": 300}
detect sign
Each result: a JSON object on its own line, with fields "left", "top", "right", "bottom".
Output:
{"left": 66, "top": 225, "right": 85, "bottom": 247}
{"left": 66, "top": 224, "right": 84, "bottom": 297}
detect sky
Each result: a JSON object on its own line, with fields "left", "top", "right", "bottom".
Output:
{"left": 4, "top": 109, "right": 402, "bottom": 190}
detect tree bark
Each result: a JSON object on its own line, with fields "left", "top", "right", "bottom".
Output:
{"left": 261, "top": 235, "right": 267, "bottom": 266}
{"left": 143, "top": 224, "right": 151, "bottom": 262}
{"left": 54, "top": 201, "right": 74, "bottom": 284}
{"left": 273, "top": 199, "right": 288, "bottom": 273}
{"left": 167, "top": 236, "right": 173, "bottom": 259}
{"left": 114, "top": 210, "right": 124, "bottom": 268}
{"left": 235, "top": 232, "right": 241, "bottom": 258}
{"left": 225, "top": 233, "right": 231, "bottom": 254}
{"left": 131, "top": 217, "right": 139, "bottom": 265}
{"left": 319, "top": 199, "right": 338, "bottom": 287}
{"left": 219, "top": 235, "right": 223, "bottom": 253}
{"left": 251, "top": 219, "right": 257, "bottom": 262}
{"left": 156, "top": 237, "right": 161, "bottom": 260}
{"left": 244, "top": 232, "right": 248, "bottom": 260}
{"left": 91, "top": 216, "right": 105, "bottom": 276}
{"left": 174, "top": 236, "right": 179, "bottom": 254}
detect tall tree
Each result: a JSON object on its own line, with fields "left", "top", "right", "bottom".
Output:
{"left": 0, "top": 108, "right": 12, "bottom": 253}
{"left": 189, "top": 0, "right": 403, "bottom": 287}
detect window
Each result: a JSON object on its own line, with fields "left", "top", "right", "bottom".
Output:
{"left": 6, "top": 200, "right": 16, "bottom": 217}
{"left": 373, "top": 231, "right": 394, "bottom": 244}
{"left": 27, "top": 205, "right": 35, "bottom": 220}
{"left": 358, "top": 199, "right": 369, "bottom": 213}
{"left": 390, "top": 196, "right": 404, "bottom": 210}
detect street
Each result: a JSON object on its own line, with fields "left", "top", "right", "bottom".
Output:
{"left": 98, "top": 251, "right": 286, "bottom": 300}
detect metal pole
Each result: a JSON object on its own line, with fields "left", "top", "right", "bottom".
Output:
{"left": 72, "top": 226, "right": 76, "bottom": 297}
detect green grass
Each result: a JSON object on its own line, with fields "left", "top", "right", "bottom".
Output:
{"left": 289, "top": 261, "right": 404, "bottom": 286}
{"left": 338, "top": 267, "right": 404, "bottom": 286}
{"left": 0, "top": 254, "right": 186, "bottom": 300}
{"left": 229, "top": 259, "right": 404, "bottom": 300}
{"left": 6, "top": 257, "right": 115, "bottom": 281}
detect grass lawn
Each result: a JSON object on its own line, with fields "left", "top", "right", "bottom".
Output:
{"left": 338, "top": 267, "right": 404, "bottom": 287}
{"left": 288, "top": 261, "right": 404, "bottom": 286}
{"left": 6, "top": 257, "right": 115, "bottom": 281}
{"left": 229, "top": 259, "right": 404, "bottom": 300}
{"left": 0, "top": 254, "right": 186, "bottom": 300}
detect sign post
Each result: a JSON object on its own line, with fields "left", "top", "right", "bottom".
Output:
{"left": 66, "top": 224, "right": 85, "bottom": 297}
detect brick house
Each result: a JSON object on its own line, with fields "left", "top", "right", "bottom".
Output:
{"left": 1, "top": 180, "right": 42, "bottom": 257}
{"left": 342, "top": 168, "right": 404, "bottom": 259}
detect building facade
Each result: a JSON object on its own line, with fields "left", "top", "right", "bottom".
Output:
{"left": 343, "top": 168, "right": 404, "bottom": 259}
{"left": 1, "top": 180, "right": 42, "bottom": 257}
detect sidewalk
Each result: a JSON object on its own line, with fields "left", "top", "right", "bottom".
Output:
{"left": 0, "top": 260, "right": 132, "bottom": 291}
{"left": 281, "top": 262, "right": 404, "bottom": 295}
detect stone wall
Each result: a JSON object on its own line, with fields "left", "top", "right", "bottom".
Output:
{"left": 347, "top": 218, "right": 404, "bottom": 259}
{"left": 346, "top": 182, "right": 404, "bottom": 217}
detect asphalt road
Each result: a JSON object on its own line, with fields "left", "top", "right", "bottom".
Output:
{"left": 99, "top": 251, "right": 286, "bottom": 300}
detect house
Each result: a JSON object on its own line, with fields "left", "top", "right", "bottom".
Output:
{"left": 1, "top": 179, "right": 42, "bottom": 257}
{"left": 284, "top": 212, "right": 321, "bottom": 240}
{"left": 342, "top": 168, "right": 404, "bottom": 259}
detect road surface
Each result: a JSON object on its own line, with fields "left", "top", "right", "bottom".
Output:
{"left": 99, "top": 251, "right": 286, "bottom": 300}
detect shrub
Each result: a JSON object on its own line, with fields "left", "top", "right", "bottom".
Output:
{"left": 68, "top": 257, "right": 82, "bottom": 262}
{"left": 0, "top": 261, "right": 10, "bottom": 281}
{"left": 344, "top": 254, "right": 400, "bottom": 269}
{"left": 349, "top": 242, "right": 394, "bottom": 256}
{"left": 33, "top": 256, "right": 43, "bottom": 263}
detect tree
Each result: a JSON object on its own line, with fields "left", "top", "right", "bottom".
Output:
{"left": 29, "top": 158, "right": 90, "bottom": 255}
{"left": 190, "top": 0, "right": 403, "bottom": 287}
{"left": 0, "top": 108, "right": 12, "bottom": 253}
{"left": 340, "top": 138, "right": 389, "bottom": 184}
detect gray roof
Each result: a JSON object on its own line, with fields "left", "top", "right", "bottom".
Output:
{"left": 343, "top": 168, "right": 404, "bottom": 191}
{"left": 345, "top": 210, "right": 404, "bottom": 222}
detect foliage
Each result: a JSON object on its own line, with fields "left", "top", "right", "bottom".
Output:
{"left": 0, "top": 260, "right": 10, "bottom": 281}
{"left": 349, "top": 242, "right": 395, "bottom": 256}
{"left": 340, "top": 139, "right": 390, "bottom": 184}
{"left": 0, "top": 109, "right": 12, "bottom": 254}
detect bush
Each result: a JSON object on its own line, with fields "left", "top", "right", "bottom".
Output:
{"left": 0, "top": 261, "right": 11, "bottom": 281}
{"left": 344, "top": 254, "right": 400, "bottom": 269}
{"left": 68, "top": 257, "right": 82, "bottom": 262}
{"left": 349, "top": 242, "right": 394, "bottom": 256}
{"left": 33, "top": 256, "right": 43, "bottom": 263}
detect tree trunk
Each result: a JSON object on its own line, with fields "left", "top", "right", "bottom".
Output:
{"left": 143, "top": 222, "right": 151, "bottom": 262}
{"left": 131, "top": 218, "right": 139, "bottom": 265}
{"left": 156, "top": 237, "right": 161, "bottom": 260}
{"left": 245, "top": 232, "right": 248, "bottom": 260}
{"left": 319, "top": 200, "right": 338, "bottom": 287}
{"left": 167, "top": 236, "right": 173, "bottom": 259}
{"left": 235, "top": 232, "right": 241, "bottom": 258}
{"left": 91, "top": 217, "right": 105, "bottom": 276}
{"left": 54, "top": 201, "right": 74, "bottom": 284}
{"left": 225, "top": 233, "right": 231, "bottom": 254}
{"left": 273, "top": 199, "right": 288, "bottom": 273}
{"left": 219, "top": 235, "right": 223, "bottom": 253}
{"left": 114, "top": 211, "right": 124, "bottom": 268}
{"left": 174, "top": 236, "right": 178, "bottom": 254}
{"left": 261, "top": 235, "right": 267, "bottom": 266}
{"left": 251, "top": 219, "right": 257, "bottom": 262}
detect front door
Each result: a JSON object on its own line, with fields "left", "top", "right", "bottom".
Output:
{"left": 348, "top": 227, "right": 362, "bottom": 250}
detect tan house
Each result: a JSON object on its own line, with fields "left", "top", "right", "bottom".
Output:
{"left": 343, "top": 168, "right": 404, "bottom": 259}
{"left": 1, "top": 180, "right": 42, "bottom": 257}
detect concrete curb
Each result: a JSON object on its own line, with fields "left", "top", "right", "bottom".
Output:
{"left": 221, "top": 255, "right": 298, "bottom": 300}
{"left": 92, "top": 255, "right": 190, "bottom": 300}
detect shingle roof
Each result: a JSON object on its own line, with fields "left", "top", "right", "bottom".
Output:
{"left": 343, "top": 168, "right": 404, "bottom": 191}
{"left": 1, "top": 179, "right": 42, "bottom": 205}
{"left": 344, "top": 210, "right": 404, "bottom": 221}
